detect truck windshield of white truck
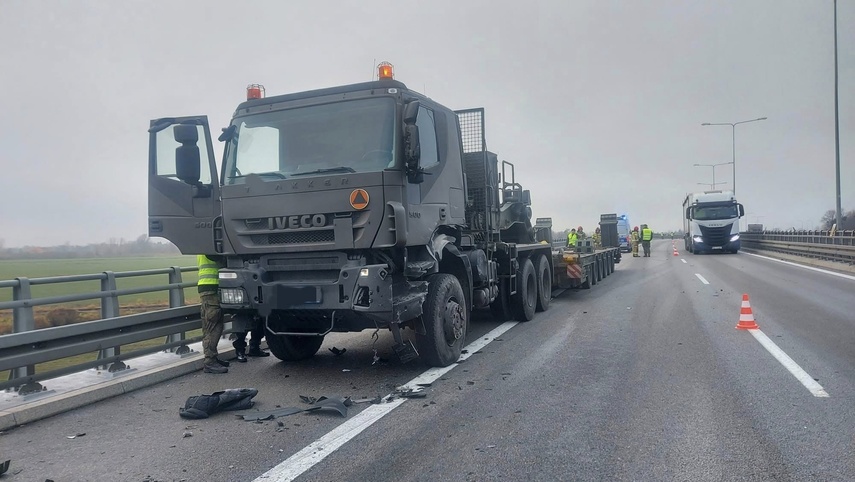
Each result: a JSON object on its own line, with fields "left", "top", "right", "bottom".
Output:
{"left": 223, "top": 97, "right": 396, "bottom": 184}
{"left": 693, "top": 204, "right": 739, "bottom": 221}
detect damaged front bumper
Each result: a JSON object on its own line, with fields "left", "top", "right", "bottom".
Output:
{"left": 219, "top": 262, "right": 427, "bottom": 327}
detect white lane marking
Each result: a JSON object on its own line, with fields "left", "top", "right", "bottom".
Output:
{"left": 695, "top": 273, "right": 710, "bottom": 285}
{"left": 681, "top": 259, "right": 687, "bottom": 264}
{"left": 256, "top": 321, "right": 519, "bottom": 481}
{"left": 747, "top": 329, "right": 829, "bottom": 397}
{"left": 743, "top": 252, "right": 855, "bottom": 282}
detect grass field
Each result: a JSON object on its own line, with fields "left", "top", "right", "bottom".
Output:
{"left": 2, "top": 255, "right": 207, "bottom": 377}
{"left": 0, "top": 255, "right": 202, "bottom": 335}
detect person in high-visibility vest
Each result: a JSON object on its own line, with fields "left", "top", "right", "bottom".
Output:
{"left": 631, "top": 226, "right": 640, "bottom": 257}
{"left": 592, "top": 227, "right": 602, "bottom": 249}
{"left": 641, "top": 224, "right": 653, "bottom": 257}
{"left": 567, "top": 228, "right": 578, "bottom": 250}
{"left": 198, "top": 255, "right": 229, "bottom": 374}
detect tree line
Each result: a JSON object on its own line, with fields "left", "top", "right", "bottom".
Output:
{"left": 0, "top": 235, "right": 180, "bottom": 260}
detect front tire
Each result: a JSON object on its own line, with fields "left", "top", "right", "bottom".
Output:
{"left": 416, "top": 273, "right": 468, "bottom": 367}
{"left": 266, "top": 333, "right": 324, "bottom": 361}
{"left": 512, "top": 258, "right": 537, "bottom": 321}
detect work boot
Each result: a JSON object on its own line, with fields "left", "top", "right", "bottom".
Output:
{"left": 247, "top": 345, "right": 270, "bottom": 357}
{"left": 203, "top": 362, "right": 228, "bottom": 374}
{"left": 235, "top": 348, "right": 247, "bottom": 363}
{"left": 215, "top": 358, "right": 230, "bottom": 367}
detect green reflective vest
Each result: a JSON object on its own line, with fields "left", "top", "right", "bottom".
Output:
{"left": 197, "top": 255, "right": 220, "bottom": 293}
{"left": 642, "top": 228, "right": 653, "bottom": 241}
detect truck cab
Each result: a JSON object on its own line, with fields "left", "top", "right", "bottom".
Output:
{"left": 683, "top": 191, "right": 744, "bottom": 254}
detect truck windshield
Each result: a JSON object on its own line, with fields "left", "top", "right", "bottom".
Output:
{"left": 693, "top": 204, "right": 738, "bottom": 220}
{"left": 223, "top": 97, "right": 396, "bottom": 184}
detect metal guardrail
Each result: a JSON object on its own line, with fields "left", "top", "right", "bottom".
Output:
{"left": 740, "top": 230, "right": 855, "bottom": 264}
{"left": 0, "top": 266, "right": 202, "bottom": 394}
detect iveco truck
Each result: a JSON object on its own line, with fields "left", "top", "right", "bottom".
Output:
{"left": 147, "top": 63, "right": 553, "bottom": 367}
{"left": 682, "top": 190, "right": 744, "bottom": 254}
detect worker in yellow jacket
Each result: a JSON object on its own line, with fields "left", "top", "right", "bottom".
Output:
{"left": 641, "top": 224, "right": 653, "bottom": 257}
{"left": 567, "top": 228, "right": 578, "bottom": 250}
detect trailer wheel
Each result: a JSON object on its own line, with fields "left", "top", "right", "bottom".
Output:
{"left": 581, "top": 266, "right": 592, "bottom": 289}
{"left": 265, "top": 333, "right": 324, "bottom": 362}
{"left": 534, "top": 255, "right": 551, "bottom": 313}
{"left": 512, "top": 258, "right": 536, "bottom": 321}
{"left": 489, "top": 278, "right": 513, "bottom": 321}
{"left": 416, "top": 273, "right": 468, "bottom": 367}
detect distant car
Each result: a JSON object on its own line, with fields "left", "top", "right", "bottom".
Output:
{"left": 617, "top": 217, "right": 630, "bottom": 252}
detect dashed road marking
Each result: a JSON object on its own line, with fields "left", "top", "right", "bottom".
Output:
{"left": 695, "top": 273, "right": 710, "bottom": 285}
{"left": 255, "top": 321, "right": 520, "bottom": 481}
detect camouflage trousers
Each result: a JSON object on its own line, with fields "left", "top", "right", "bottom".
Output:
{"left": 631, "top": 241, "right": 639, "bottom": 257}
{"left": 200, "top": 292, "right": 224, "bottom": 363}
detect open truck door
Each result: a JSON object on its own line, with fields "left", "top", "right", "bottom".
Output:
{"left": 148, "top": 116, "right": 224, "bottom": 255}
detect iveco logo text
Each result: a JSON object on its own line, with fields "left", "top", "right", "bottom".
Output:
{"left": 268, "top": 214, "right": 327, "bottom": 230}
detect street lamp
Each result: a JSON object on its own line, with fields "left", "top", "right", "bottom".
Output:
{"left": 701, "top": 117, "right": 767, "bottom": 195}
{"left": 693, "top": 162, "right": 733, "bottom": 191}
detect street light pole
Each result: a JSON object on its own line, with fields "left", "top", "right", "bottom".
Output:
{"left": 701, "top": 117, "right": 767, "bottom": 196}
{"left": 834, "top": 0, "right": 842, "bottom": 230}
{"left": 693, "top": 162, "right": 732, "bottom": 190}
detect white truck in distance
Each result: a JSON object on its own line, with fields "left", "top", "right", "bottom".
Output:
{"left": 682, "top": 190, "right": 745, "bottom": 254}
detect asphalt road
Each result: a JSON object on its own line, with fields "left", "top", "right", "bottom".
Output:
{"left": 2, "top": 240, "right": 854, "bottom": 481}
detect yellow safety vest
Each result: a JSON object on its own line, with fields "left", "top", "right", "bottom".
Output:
{"left": 197, "top": 255, "right": 220, "bottom": 293}
{"left": 642, "top": 228, "right": 653, "bottom": 241}
{"left": 567, "top": 233, "right": 578, "bottom": 247}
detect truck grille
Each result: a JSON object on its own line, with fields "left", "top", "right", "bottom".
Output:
{"left": 251, "top": 231, "right": 335, "bottom": 245}
{"left": 699, "top": 225, "right": 731, "bottom": 247}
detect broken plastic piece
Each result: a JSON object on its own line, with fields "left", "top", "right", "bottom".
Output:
{"left": 394, "top": 340, "right": 419, "bottom": 364}
{"left": 179, "top": 388, "right": 258, "bottom": 419}
{"left": 329, "top": 346, "right": 347, "bottom": 356}
{"left": 0, "top": 460, "right": 9, "bottom": 475}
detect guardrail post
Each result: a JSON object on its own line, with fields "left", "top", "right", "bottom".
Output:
{"left": 166, "top": 267, "right": 191, "bottom": 355}
{"left": 10, "top": 277, "right": 44, "bottom": 395}
{"left": 97, "top": 271, "right": 126, "bottom": 372}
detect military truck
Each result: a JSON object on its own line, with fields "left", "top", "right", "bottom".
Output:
{"left": 147, "top": 64, "right": 553, "bottom": 367}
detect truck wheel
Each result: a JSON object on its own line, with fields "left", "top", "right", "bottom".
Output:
{"left": 265, "top": 333, "right": 324, "bottom": 361}
{"left": 489, "top": 278, "right": 513, "bottom": 321}
{"left": 512, "top": 258, "right": 536, "bottom": 321}
{"left": 581, "top": 266, "right": 592, "bottom": 289}
{"left": 416, "top": 273, "right": 468, "bottom": 367}
{"left": 534, "top": 255, "right": 551, "bottom": 313}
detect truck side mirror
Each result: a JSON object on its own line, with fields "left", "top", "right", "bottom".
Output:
{"left": 685, "top": 207, "right": 691, "bottom": 219}
{"left": 174, "top": 124, "right": 201, "bottom": 185}
{"left": 403, "top": 100, "right": 420, "bottom": 125}
{"left": 738, "top": 204, "right": 745, "bottom": 217}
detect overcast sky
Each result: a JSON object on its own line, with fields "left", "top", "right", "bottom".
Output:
{"left": 1, "top": 0, "right": 852, "bottom": 247}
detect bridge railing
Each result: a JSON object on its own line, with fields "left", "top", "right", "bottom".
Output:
{"left": 0, "top": 266, "right": 203, "bottom": 394}
{"left": 739, "top": 230, "right": 855, "bottom": 264}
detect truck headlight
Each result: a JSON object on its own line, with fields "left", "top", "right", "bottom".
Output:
{"left": 730, "top": 234, "right": 740, "bottom": 242}
{"left": 220, "top": 288, "right": 247, "bottom": 304}
{"left": 692, "top": 236, "right": 703, "bottom": 243}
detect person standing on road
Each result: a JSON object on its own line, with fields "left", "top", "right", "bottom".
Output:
{"left": 631, "top": 226, "right": 640, "bottom": 257}
{"left": 197, "top": 255, "right": 229, "bottom": 374}
{"left": 641, "top": 224, "right": 653, "bottom": 257}
{"left": 232, "top": 317, "right": 270, "bottom": 362}
{"left": 576, "top": 226, "right": 587, "bottom": 240}
{"left": 592, "top": 227, "right": 602, "bottom": 249}
{"left": 567, "top": 228, "right": 578, "bottom": 250}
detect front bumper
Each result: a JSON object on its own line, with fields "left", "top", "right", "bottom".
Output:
{"left": 219, "top": 263, "right": 427, "bottom": 325}
{"left": 692, "top": 239, "right": 741, "bottom": 252}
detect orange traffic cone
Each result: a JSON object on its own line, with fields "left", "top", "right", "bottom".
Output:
{"left": 736, "top": 293, "right": 759, "bottom": 330}
{"left": 673, "top": 247, "right": 679, "bottom": 256}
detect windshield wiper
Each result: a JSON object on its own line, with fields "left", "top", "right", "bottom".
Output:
{"left": 290, "top": 167, "right": 356, "bottom": 176}
{"left": 228, "top": 171, "right": 287, "bottom": 180}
